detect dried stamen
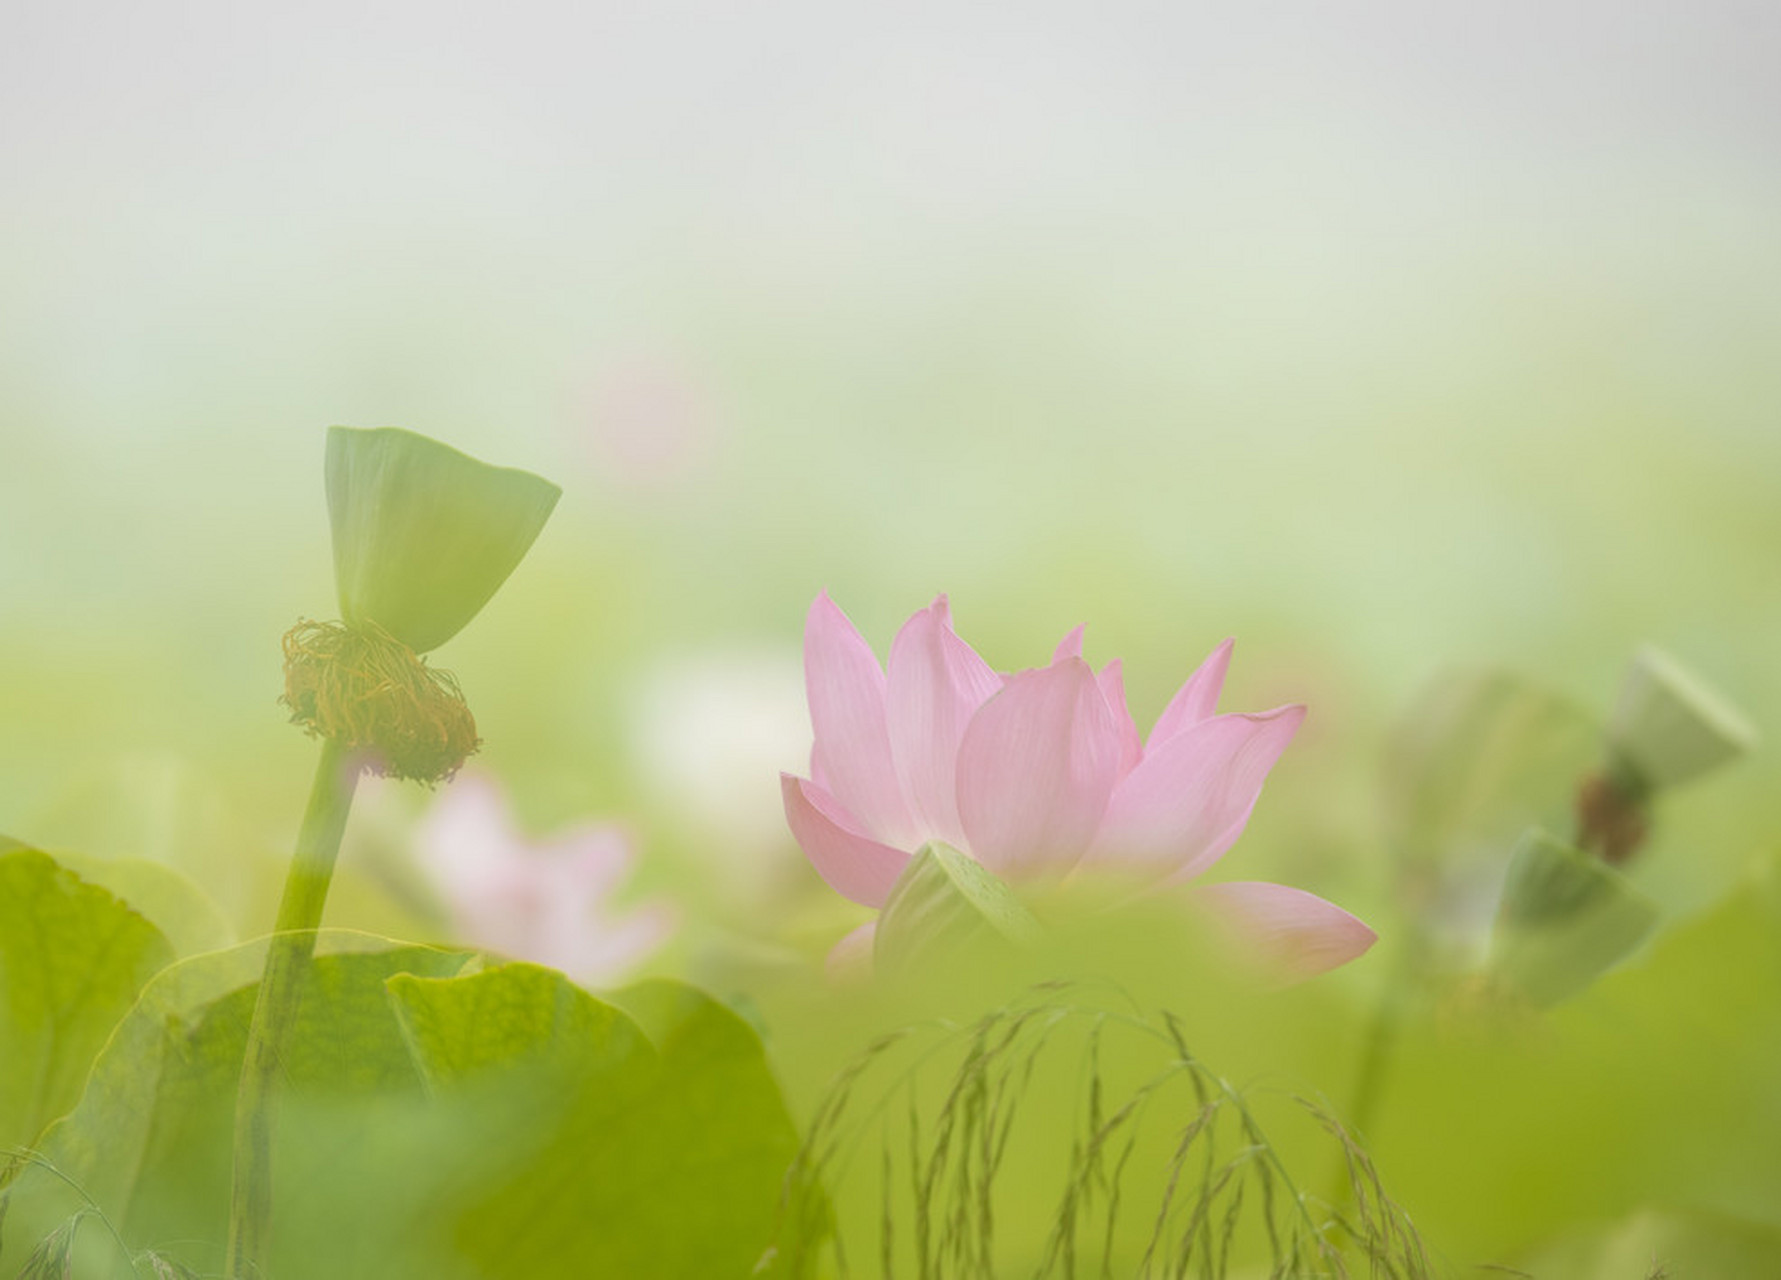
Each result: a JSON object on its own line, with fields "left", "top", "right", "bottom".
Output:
{"left": 280, "top": 618, "right": 479, "bottom": 783}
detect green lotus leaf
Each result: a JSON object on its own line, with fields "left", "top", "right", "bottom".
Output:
{"left": 0, "top": 848, "right": 176, "bottom": 1160}
{"left": 49, "top": 851, "right": 233, "bottom": 958}
{"left": 1, "top": 947, "right": 805, "bottom": 1279}
{"left": 0, "top": 935, "right": 476, "bottom": 1279}
{"left": 326, "top": 426, "right": 561, "bottom": 653}
{"left": 387, "top": 964, "right": 805, "bottom": 1278}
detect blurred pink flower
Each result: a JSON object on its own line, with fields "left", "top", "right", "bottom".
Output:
{"left": 417, "top": 776, "right": 675, "bottom": 987}
{"left": 569, "top": 350, "right": 722, "bottom": 491}
{"left": 782, "top": 594, "right": 1374, "bottom": 978}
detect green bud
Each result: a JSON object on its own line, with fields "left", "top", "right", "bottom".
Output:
{"left": 1489, "top": 828, "right": 1659, "bottom": 1007}
{"left": 1606, "top": 646, "right": 1756, "bottom": 792}
{"left": 325, "top": 426, "right": 561, "bottom": 654}
{"left": 874, "top": 842, "right": 1042, "bottom": 972}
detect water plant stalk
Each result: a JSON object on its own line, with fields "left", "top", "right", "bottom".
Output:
{"left": 220, "top": 426, "right": 555, "bottom": 1276}
{"left": 225, "top": 738, "right": 362, "bottom": 1278}
{"left": 1325, "top": 920, "right": 1428, "bottom": 1230}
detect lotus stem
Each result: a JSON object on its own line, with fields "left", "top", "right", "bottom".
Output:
{"left": 225, "top": 737, "right": 362, "bottom": 1278}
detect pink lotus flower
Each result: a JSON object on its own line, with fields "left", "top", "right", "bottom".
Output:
{"left": 418, "top": 775, "right": 676, "bottom": 987}
{"left": 781, "top": 594, "right": 1375, "bottom": 977}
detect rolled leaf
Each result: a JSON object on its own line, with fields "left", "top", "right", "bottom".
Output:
{"left": 1489, "top": 828, "right": 1659, "bottom": 1007}
{"left": 1606, "top": 646, "right": 1757, "bottom": 792}
{"left": 326, "top": 426, "right": 561, "bottom": 653}
{"left": 874, "top": 842, "right": 1042, "bottom": 972}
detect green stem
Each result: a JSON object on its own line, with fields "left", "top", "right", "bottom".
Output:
{"left": 225, "top": 738, "right": 361, "bottom": 1279}
{"left": 1325, "top": 921, "right": 1427, "bottom": 1224}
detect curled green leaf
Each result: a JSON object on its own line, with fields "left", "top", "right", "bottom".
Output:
{"left": 1489, "top": 828, "right": 1659, "bottom": 1007}
{"left": 326, "top": 427, "right": 561, "bottom": 654}
{"left": 1606, "top": 646, "right": 1757, "bottom": 793}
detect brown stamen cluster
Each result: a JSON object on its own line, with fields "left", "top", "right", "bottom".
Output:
{"left": 280, "top": 618, "right": 479, "bottom": 783}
